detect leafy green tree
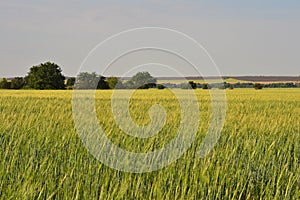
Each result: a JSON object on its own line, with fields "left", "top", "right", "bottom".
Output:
{"left": 97, "top": 76, "right": 109, "bottom": 89}
{"left": 107, "top": 77, "right": 119, "bottom": 89}
{"left": 188, "top": 81, "right": 197, "bottom": 89}
{"left": 202, "top": 83, "right": 209, "bottom": 89}
{"left": 10, "top": 77, "right": 25, "bottom": 89}
{"left": 128, "top": 71, "right": 157, "bottom": 89}
{"left": 138, "top": 84, "right": 150, "bottom": 89}
{"left": 124, "top": 80, "right": 134, "bottom": 89}
{"left": 66, "top": 77, "right": 76, "bottom": 88}
{"left": 157, "top": 84, "right": 165, "bottom": 89}
{"left": 25, "top": 62, "right": 65, "bottom": 89}
{"left": 254, "top": 83, "right": 263, "bottom": 90}
{"left": 75, "top": 72, "right": 109, "bottom": 89}
{"left": 75, "top": 72, "right": 98, "bottom": 89}
{"left": 0, "top": 78, "right": 11, "bottom": 89}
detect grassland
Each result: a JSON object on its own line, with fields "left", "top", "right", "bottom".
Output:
{"left": 0, "top": 89, "right": 299, "bottom": 199}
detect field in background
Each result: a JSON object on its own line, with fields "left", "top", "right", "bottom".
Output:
{"left": 156, "top": 77, "right": 300, "bottom": 84}
{"left": 0, "top": 89, "right": 299, "bottom": 199}
{"left": 157, "top": 78, "right": 247, "bottom": 84}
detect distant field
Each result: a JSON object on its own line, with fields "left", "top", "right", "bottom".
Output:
{"left": 157, "top": 78, "right": 249, "bottom": 84}
{"left": 0, "top": 89, "right": 299, "bottom": 199}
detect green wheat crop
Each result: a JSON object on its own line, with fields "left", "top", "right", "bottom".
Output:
{"left": 0, "top": 89, "right": 299, "bottom": 199}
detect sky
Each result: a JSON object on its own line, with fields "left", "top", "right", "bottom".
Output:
{"left": 0, "top": 0, "right": 300, "bottom": 77}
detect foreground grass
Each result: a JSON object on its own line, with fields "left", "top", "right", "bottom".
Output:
{"left": 0, "top": 89, "right": 299, "bottom": 199}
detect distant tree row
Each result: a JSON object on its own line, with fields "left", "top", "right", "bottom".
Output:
{"left": 0, "top": 62, "right": 160, "bottom": 90}
{"left": 1, "top": 61, "right": 299, "bottom": 90}
{"left": 181, "top": 81, "right": 299, "bottom": 90}
{"left": 74, "top": 71, "right": 164, "bottom": 90}
{"left": 0, "top": 77, "right": 26, "bottom": 89}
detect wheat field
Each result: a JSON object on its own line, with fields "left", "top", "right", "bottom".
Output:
{"left": 0, "top": 89, "right": 299, "bottom": 199}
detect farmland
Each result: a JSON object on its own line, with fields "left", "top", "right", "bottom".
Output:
{"left": 0, "top": 89, "right": 299, "bottom": 199}
{"left": 156, "top": 78, "right": 248, "bottom": 84}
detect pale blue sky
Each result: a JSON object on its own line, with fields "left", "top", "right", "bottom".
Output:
{"left": 0, "top": 0, "right": 299, "bottom": 77}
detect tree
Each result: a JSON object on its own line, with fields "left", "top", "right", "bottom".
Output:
{"left": 254, "top": 83, "right": 263, "bottom": 90}
{"left": 188, "top": 81, "right": 197, "bottom": 89}
{"left": 66, "top": 77, "right": 76, "bottom": 89}
{"left": 107, "top": 77, "right": 119, "bottom": 89}
{"left": 128, "top": 71, "right": 157, "bottom": 89}
{"left": 75, "top": 72, "right": 98, "bottom": 89}
{"left": 75, "top": 72, "right": 109, "bottom": 89}
{"left": 202, "top": 83, "right": 209, "bottom": 89}
{"left": 25, "top": 62, "right": 65, "bottom": 89}
{"left": 97, "top": 76, "right": 109, "bottom": 89}
{"left": 157, "top": 84, "right": 165, "bottom": 89}
{"left": 0, "top": 78, "right": 11, "bottom": 89}
{"left": 10, "top": 77, "right": 25, "bottom": 89}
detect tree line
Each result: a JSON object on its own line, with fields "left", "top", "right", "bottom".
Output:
{"left": 1, "top": 61, "right": 299, "bottom": 90}
{"left": 0, "top": 62, "right": 161, "bottom": 90}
